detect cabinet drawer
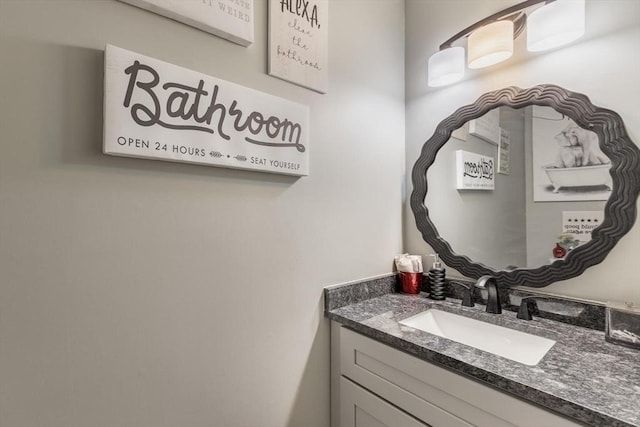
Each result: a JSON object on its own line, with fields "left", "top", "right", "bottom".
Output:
{"left": 339, "top": 326, "right": 581, "bottom": 427}
{"left": 340, "top": 377, "right": 429, "bottom": 427}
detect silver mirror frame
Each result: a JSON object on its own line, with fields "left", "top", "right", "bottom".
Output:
{"left": 410, "top": 85, "right": 640, "bottom": 287}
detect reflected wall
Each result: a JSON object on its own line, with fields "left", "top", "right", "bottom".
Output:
{"left": 426, "top": 107, "right": 527, "bottom": 269}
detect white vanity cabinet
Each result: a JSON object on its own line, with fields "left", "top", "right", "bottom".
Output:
{"left": 331, "top": 321, "right": 581, "bottom": 427}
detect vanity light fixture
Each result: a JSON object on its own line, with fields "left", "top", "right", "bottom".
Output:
{"left": 427, "top": 0, "right": 586, "bottom": 87}
{"left": 467, "top": 20, "right": 515, "bottom": 69}
{"left": 527, "top": 0, "right": 585, "bottom": 51}
{"left": 428, "top": 46, "right": 466, "bottom": 87}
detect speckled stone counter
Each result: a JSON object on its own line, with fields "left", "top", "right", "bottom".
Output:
{"left": 325, "top": 276, "right": 640, "bottom": 427}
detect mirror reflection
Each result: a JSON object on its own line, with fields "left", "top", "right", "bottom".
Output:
{"left": 424, "top": 106, "right": 611, "bottom": 270}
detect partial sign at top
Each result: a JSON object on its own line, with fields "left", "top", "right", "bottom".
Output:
{"left": 268, "top": 0, "right": 328, "bottom": 93}
{"left": 469, "top": 108, "right": 500, "bottom": 145}
{"left": 103, "top": 45, "right": 309, "bottom": 176}
{"left": 119, "top": 0, "right": 254, "bottom": 46}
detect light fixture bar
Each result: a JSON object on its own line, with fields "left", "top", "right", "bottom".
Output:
{"left": 439, "top": 0, "right": 553, "bottom": 50}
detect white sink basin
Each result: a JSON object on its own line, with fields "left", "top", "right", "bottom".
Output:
{"left": 399, "top": 309, "right": 555, "bottom": 366}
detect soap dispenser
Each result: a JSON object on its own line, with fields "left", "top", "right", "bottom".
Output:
{"left": 427, "top": 253, "right": 446, "bottom": 300}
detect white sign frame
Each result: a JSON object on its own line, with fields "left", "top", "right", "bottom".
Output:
{"left": 268, "top": 0, "right": 328, "bottom": 93}
{"left": 103, "top": 45, "right": 309, "bottom": 176}
{"left": 468, "top": 108, "right": 500, "bottom": 145}
{"left": 119, "top": 0, "right": 254, "bottom": 46}
{"left": 456, "top": 150, "right": 495, "bottom": 190}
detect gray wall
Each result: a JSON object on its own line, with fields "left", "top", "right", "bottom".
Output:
{"left": 405, "top": 0, "right": 640, "bottom": 303}
{"left": 0, "top": 1, "right": 405, "bottom": 426}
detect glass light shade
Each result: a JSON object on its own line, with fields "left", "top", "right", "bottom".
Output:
{"left": 467, "top": 20, "right": 514, "bottom": 69}
{"left": 527, "top": 0, "right": 585, "bottom": 52}
{"left": 428, "top": 47, "right": 465, "bottom": 87}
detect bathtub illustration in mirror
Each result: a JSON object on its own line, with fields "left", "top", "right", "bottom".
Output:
{"left": 411, "top": 85, "right": 640, "bottom": 288}
{"left": 543, "top": 164, "right": 611, "bottom": 195}
{"left": 533, "top": 106, "right": 611, "bottom": 201}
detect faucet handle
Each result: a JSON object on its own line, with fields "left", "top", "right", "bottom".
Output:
{"left": 449, "top": 281, "right": 474, "bottom": 307}
{"left": 516, "top": 297, "right": 543, "bottom": 320}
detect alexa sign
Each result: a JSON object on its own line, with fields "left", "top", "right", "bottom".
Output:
{"left": 103, "top": 45, "right": 310, "bottom": 176}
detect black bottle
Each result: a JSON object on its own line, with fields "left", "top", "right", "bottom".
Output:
{"left": 427, "top": 254, "right": 446, "bottom": 300}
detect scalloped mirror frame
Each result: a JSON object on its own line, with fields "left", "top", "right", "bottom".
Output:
{"left": 410, "top": 85, "right": 640, "bottom": 287}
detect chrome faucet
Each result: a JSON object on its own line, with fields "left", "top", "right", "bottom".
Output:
{"left": 475, "top": 275, "right": 502, "bottom": 314}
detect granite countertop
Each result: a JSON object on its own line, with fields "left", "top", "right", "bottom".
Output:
{"left": 325, "top": 277, "right": 640, "bottom": 427}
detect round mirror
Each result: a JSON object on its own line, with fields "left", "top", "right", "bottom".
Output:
{"left": 410, "top": 85, "right": 640, "bottom": 287}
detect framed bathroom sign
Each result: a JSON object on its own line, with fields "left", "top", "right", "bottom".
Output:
{"left": 456, "top": 150, "right": 495, "bottom": 190}
{"left": 103, "top": 45, "right": 309, "bottom": 176}
{"left": 268, "top": 0, "right": 328, "bottom": 93}
{"left": 119, "top": 0, "right": 254, "bottom": 46}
